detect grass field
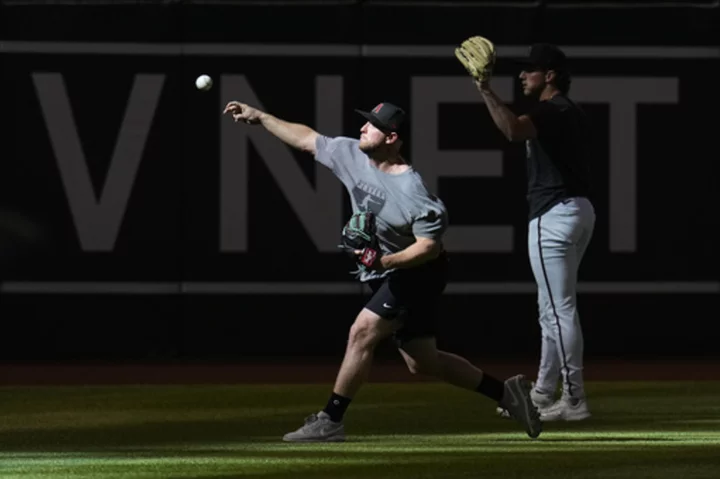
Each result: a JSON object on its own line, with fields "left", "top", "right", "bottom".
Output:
{"left": 1, "top": 381, "right": 719, "bottom": 478}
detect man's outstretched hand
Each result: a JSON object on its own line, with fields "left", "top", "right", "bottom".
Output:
{"left": 223, "top": 101, "right": 264, "bottom": 124}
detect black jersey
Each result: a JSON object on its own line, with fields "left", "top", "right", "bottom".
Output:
{"left": 525, "top": 94, "right": 592, "bottom": 219}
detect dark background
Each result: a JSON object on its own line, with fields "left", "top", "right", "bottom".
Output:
{"left": 0, "top": 0, "right": 718, "bottom": 362}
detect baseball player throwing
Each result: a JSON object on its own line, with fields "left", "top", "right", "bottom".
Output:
{"left": 223, "top": 99, "right": 542, "bottom": 441}
{"left": 456, "top": 38, "right": 595, "bottom": 421}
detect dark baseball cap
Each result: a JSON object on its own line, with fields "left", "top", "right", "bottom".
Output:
{"left": 519, "top": 43, "right": 568, "bottom": 71}
{"left": 355, "top": 102, "right": 406, "bottom": 134}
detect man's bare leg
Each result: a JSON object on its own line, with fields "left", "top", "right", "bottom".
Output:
{"left": 322, "top": 308, "right": 400, "bottom": 422}
{"left": 399, "top": 337, "right": 505, "bottom": 400}
{"left": 398, "top": 337, "right": 542, "bottom": 438}
{"left": 282, "top": 309, "right": 399, "bottom": 442}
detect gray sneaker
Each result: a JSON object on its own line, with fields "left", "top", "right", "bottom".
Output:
{"left": 282, "top": 411, "right": 346, "bottom": 442}
{"left": 498, "top": 374, "right": 543, "bottom": 439}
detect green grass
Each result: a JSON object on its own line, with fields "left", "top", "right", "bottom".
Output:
{"left": 1, "top": 381, "right": 719, "bottom": 478}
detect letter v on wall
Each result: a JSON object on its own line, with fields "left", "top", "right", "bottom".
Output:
{"left": 32, "top": 73, "right": 164, "bottom": 251}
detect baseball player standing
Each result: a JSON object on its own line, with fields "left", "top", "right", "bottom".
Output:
{"left": 456, "top": 39, "right": 595, "bottom": 421}
{"left": 223, "top": 99, "right": 542, "bottom": 441}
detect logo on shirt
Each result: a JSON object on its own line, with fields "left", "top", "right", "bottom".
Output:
{"left": 352, "top": 180, "right": 387, "bottom": 215}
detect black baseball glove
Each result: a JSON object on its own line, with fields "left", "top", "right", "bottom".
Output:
{"left": 339, "top": 211, "right": 381, "bottom": 270}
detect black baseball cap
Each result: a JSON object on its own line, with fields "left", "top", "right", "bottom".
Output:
{"left": 355, "top": 102, "right": 406, "bottom": 134}
{"left": 519, "top": 43, "right": 568, "bottom": 72}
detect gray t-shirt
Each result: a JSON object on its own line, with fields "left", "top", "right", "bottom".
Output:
{"left": 315, "top": 135, "right": 448, "bottom": 282}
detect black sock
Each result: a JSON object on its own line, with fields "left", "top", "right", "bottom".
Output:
{"left": 475, "top": 374, "right": 505, "bottom": 402}
{"left": 322, "top": 392, "right": 352, "bottom": 422}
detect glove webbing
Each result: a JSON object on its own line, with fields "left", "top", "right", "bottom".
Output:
{"left": 346, "top": 213, "right": 373, "bottom": 242}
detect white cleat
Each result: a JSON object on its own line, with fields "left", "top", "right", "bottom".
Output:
{"left": 539, "top": 397, "right": 591, "bottom": 422}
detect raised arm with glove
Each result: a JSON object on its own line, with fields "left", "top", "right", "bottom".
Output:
{"left": 454, "top": 36, "right": 496, "bottom": 84}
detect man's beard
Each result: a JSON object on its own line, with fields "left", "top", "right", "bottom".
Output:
{"left": 359, "top": 140, "right": 381, "bottom": 153}
{"left": 525, "top": 83, "right": 545, "bottom": 100}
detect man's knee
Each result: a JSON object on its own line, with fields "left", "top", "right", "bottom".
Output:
{"left": 404, "top": 356, "right": 438, "bottom": 376}
{"left": 546, "top": 302, "right": 578, "bottom": 323}
{"left": 399, "top": 338, "right": 439, "bottom": 376}
{"left": 348, "top": 308, "right": 397, "bottom": 350}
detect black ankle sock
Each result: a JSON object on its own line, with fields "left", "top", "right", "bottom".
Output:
{"left": 475, "top": 374, "right": 504, "bottom": 402}
{"left": 322, "top": 392, "right": 352, "bottom": 422}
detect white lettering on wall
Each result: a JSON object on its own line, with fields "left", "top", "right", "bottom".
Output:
{"left": 33, "top": 73, "right": 164, "bottom": 251}
{"left": 33, "top": 71, "right": 679, "bottom": 256}
{"left": 220, "top": 75, "right": 343, "bottom": 252}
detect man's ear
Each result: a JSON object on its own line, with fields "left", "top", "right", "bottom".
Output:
{"left": 545, "top": 69, "right": 557, "bottom": 83}
{"left": 386, "top": 132, "right": 400, "bottom": 145}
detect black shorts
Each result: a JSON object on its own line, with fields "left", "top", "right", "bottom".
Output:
{"left": 364, "top": 252, "right": 449, "bottom": 345}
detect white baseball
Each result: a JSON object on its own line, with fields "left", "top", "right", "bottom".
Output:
{"left": 195, "top": 74, "right": 213, "bottom": 91}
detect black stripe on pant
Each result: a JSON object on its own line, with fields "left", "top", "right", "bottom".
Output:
{"left": 537, "top": 216, "right": 574, "bottom": 398}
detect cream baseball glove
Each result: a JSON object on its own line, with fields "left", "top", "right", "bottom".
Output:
{"left": 455, "top": 36, "right": 496, "bottom": 82}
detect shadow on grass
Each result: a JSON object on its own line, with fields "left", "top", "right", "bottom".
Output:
{"left": 0, "top": 415, "right": 534, "bottom": 451}
{"left": 3, "top": 382, "right": 720, "bottom": 453}
{"left": 537, "top": 437, "right": 678, "bottom": 442}
{"left": 156, "top": 449, "right": 720, "bottom": 479}
{"left": 5, "top": 444, "right": 720, "bottom": 479}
